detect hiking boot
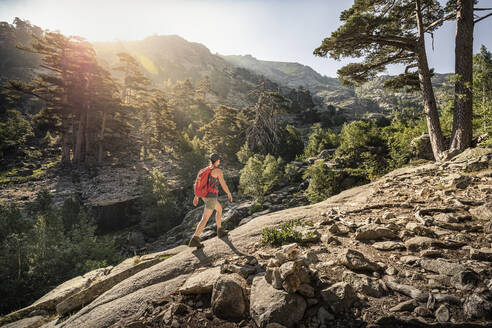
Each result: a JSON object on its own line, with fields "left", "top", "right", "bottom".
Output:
{"left": 188, "top": 235, "right": 204, "bottom": 248}
{"left": 217, "top": 227, "right": 229, "bottom": 238}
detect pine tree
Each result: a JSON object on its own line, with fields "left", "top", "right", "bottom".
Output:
{"left": 246, "top": 81, "right": 289, "bottom": 156}
{"left": 200, "top": 105, "right": 249, "bottom": 162}
{"left": 473, "top": 45, "right": 492, "bottom": 137}
{"left": 447, "top": 1, "right": 492, "bottom": 150}
{"left": 314, "top": 0, "right": 448, "bottom": 161}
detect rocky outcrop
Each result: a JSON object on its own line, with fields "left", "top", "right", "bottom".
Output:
{"left": 2, "top": 147, "right": 492, "bottom": 328}
{"left": 179, "top": 266, "right": 222, "bottom": 294}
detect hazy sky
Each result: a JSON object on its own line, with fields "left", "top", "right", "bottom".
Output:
{"left": 1, "top": 0, "right": 491, "bottom": 77}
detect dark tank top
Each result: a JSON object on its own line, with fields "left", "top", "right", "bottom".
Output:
{"left": 207, "top": 172, "right": 219, "bottom": 198}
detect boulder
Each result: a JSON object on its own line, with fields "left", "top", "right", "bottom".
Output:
{"left": 435, "top": 304, "right": 450, "bottom": 322}
{"left": 338, "top": 249, "right": 381, "bottom": 272}
{"left": 463, "top": 293, "right": 492, "bottom": 320}
{"left": 250, "top": 275, "right": 306, "bottom": 328}
{"left": 440, "top": 173, "right": 471, "bottom": 189}
{"left": 328, "top": 223, "right": 350, "bottom": 236}
{"left": 342, "top": 271, "right": 384, "bottom": 297}
{"left": 354, "top": 224, "right": 397, "bottom": 241}
{"left": 405, "top": 223, "right": 436, "bottom": 237}
{"left": 469, "top": 203, "right": 492, "bottom": 221}
{"left": 179, "top": 266, "right": 221, "bottom": 294}
{"left": 211, "top": 273, "right": 248, "bottom": 321}
{"left": 279, "top": 261, "right": 302, "bottom": 280}
{"left": 420, "top": 259, "right": 466, "bottom": 276}
{"left": 469, "top": 248, "right": 492, "bottom": 262}
{"left": 320, "top": 282, "right": 357, "bottom": 313}
{"left": 372, "top": 241, "right": 405, "bottom": 251}
{"left": 405, "top": 237, "right": 445, "bottom": 252}
{"left": 282, "top": 274, "right": 301, "bottom": 294}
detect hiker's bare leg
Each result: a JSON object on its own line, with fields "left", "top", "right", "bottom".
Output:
{"left": 193, "top": 208, "right": 214, "bottom": 237}
{"left": 215, "top": 202, "right": 223, "bottom": 229}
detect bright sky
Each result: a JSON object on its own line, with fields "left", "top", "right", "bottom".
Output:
{"left": 1, "top": 0, "right": 491, "bottom": 77}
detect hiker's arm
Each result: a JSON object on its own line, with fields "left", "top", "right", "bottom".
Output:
{"left": 218, "top": 171, "right": 232, "bottom": 202}
{"left": 193, "top": 195, "right": 198, "bottom": 206}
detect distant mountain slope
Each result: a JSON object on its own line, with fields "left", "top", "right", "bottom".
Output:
{"left": 222, "top": 54, "right": 339, "bottom": 93}
{"left": 93, "top": 35, "right": 289, "bottom": 110}
{"left": 222, "top": 54, "right": 452, "bottom": 120}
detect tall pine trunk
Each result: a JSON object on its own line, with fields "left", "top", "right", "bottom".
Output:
{"left": 60, "top": 50, "right": 71, "bottom": 166}
{"left": 60, "top": 116, "right": 71, "bottom": 166}
{"left": 73, "top": 112, "right": 85, "bottom": 164}
{"left": 415, "top": 0, "right": 446, "bottom": 161}
{"left": 84, "top": 110, "right": 90, "bottom": 163}
{"left": 450, "top": 0, "right": 474, "bottom": 150}
{"left": 98, "top": 111, "right": 107, "bottom": 163}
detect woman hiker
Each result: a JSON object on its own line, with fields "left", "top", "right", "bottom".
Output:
{"left": 188, "top": 153, "right": 233, "bottom": 248}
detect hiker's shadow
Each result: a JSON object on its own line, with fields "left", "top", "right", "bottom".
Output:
{"left": 190, "top": 235, "right": 254, "bottom": 265}
{"left": 219, "top": 235, "right": 251, "bottom": 258}
{"left": 190, "top": 248, "right": 213, "bottom": 266}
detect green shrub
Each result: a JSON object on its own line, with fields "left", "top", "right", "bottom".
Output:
{"left": 260, "top": 218, "right": 314, "bottom": 246}
{"left": 303, "top": 161, "right": 341, "bottom": 203}
{"left": 237, "top": 142, "right": 254, "bottom": 165}
{"left": 239, "top": 154, "right": 285, "bottom": 200}
{"left": 302, "top": 123, "right": 339, "bottom": 159}
{"left": 262, "top": 154, "right": 284, "bottom": 193}
{"left": 382, "top": 116, "right": 427, "bottom": 169}
{"left": 335, "top": 120, "right": 388, "bottom": 180}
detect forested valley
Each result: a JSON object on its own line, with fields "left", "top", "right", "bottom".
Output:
{"left": 0, "top": 1, "right": 491, "bottom": 324}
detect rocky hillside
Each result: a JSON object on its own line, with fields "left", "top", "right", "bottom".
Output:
{"left": 222, "top": 54, "right": 339, "bottom": 93}
{"left": 222, "top": 54, "right": 452, "bottom": 121}
{"left": 2, "top": 147, "right": 491, "bottom": 328}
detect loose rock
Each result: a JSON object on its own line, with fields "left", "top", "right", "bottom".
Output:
{"left": 211, "top": 273, "right": 248, "bottom": 321}
{"left": 250, "top": 275, "right": 307, "bottom": 328}
{"left": 338, "top": 249, "right": 381, "bottom": 272}
{"left": 320, "top": 282, "right": 357, "bottom": 313}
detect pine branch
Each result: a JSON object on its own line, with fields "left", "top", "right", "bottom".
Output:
{"left": 424, "top": 12, "right": 456, "bottom": 32}
{"left": 474, "top": 12, "right": 492, "bottom": 24}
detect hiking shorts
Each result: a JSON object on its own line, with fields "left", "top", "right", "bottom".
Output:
{"left": 202, "top": 197, "right": 217, "bottom": 210}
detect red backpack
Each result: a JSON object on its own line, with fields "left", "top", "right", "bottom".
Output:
{"left": 194, "top": 166, "right": 214, "bottom": 198}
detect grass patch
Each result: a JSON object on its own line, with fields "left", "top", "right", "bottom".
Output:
{"left": 158, "top": 254, "right": 174, "bottom": 261}
{"left": 0, "top": 167, "right": 19, "bottom": 183}
{"left": 260, "top": 218, "right": 315, "bottom": 247}
{"left": 0, "top": 158, "right": 58, "bottom": 184}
